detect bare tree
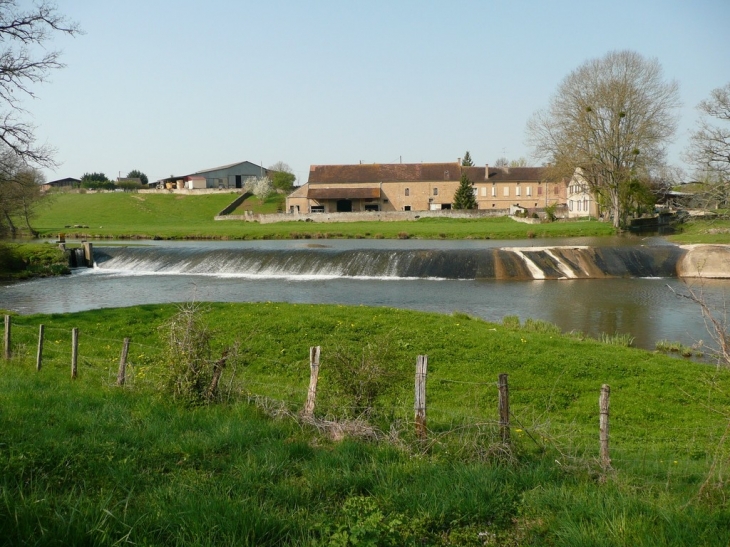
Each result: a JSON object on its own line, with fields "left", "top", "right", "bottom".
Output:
{"left": 0, "top": 1, "right": 80, "bottom": 167}
{"left": 0, "top": 147, "right": 43, "bottom": 237}
{"left": 527, "top": 50, "right": 680, "bottom": 228}
{"left": 685, "top": 83, "right": 730, "bottom": 213}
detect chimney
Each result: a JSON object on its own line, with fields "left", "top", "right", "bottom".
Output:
{"left": 457, "top": 157, "right": 461, "bottom": 166}
{"left": 485, "top": 163, "right": 489, "bottom": 181}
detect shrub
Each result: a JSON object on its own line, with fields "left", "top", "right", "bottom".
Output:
{"left": 159, "top": 303, "right": 232, "bottom": 406}
{"left": 322, "top": 334, "right": 407, "bottom": 419}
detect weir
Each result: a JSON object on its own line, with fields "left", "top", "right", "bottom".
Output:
{"left": 92, "top": 245, "right": 693, "bottom": 280}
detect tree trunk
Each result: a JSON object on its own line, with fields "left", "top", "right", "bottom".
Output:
{"left": 611, "top": 191, "right": 621, "bottom": 229}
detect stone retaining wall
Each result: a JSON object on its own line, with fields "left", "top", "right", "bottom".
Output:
{"left": 215, "top": 209, "right": 511, "bottom": 224}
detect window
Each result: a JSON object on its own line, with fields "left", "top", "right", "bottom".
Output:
{"left": 503, "top": 187, "right": 509, "bottom": 197}
{"left": 404, "top": 205, "right": 411, "bottom": 211}
{"left": 491, "top": 186, "right": 496, "bottom": 197}
{"left": 569, "top": 201, "right": 573, "bottom": 211}
{"left": 481, "top": 187, "right": 487, "bottom": 197}
{"left": 472, "top": 188, "right": 478, "bottom": 196}
{"left": 526, "top": 186, "right": 532, "bottom": 196}
{"left": 516, "top": 186, "right": 521, "bottom": 197}
{"left": 538, "top": 186, "right": 543, "bottom": 195}
{"left": 577, "top": 200, "right": 582, "bottom": 212}
{"left": 554, "top": 186, "right": 559, "bottom": 194}
{"left": 444, "top": 170, "right": 449, "bottom": 180}
{"left": 433, "top": 187, "right": 439, "bottom": 196}
{"left": 405, "top": 187, "right": 410, "bottom": 196}
{"left": 583, "top": 199, "right": 588, "bottom": 211}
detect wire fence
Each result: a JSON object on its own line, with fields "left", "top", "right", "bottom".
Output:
{"left": 3, "top": 314, "right": 729, "bottom": 478}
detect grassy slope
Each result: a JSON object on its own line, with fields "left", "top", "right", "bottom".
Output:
{"left": 667, "top": 218, "right": 730, "bottom": 244}
{"left": 1, "top": 303, "right": 729, "bottom": 545}
{"left": 31, "top": 192, "right": 616, "bottom": 240}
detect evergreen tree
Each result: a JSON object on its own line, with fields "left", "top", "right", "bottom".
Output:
{"left": 462, "top": 151, "right": 474, "bottom": 166}
{"left": 453, "top": 173, "right": 477, "bottom": 209}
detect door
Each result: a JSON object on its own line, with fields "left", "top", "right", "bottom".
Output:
{"left": 336, "top": 199, "right": 352, "bottom": 212}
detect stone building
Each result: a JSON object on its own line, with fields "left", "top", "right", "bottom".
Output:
{"left": 286, "top": 161, "right": 566, "bottom": 214}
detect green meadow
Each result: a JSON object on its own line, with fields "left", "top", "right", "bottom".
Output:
{"left": 31, "top": 192, "right": 616, "bottom": 240}
{"left": 1, "top": 303, "right": 729, "bottom": 545}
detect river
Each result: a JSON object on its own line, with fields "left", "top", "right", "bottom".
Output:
{"left": 1, "top": 236, "right": 728, "bottom": 353}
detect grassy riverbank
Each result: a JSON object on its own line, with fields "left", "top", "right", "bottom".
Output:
{"left": 1, "top": 303, "right": 728, "bottom": 545}
{"left": 0, "top": 242, "right": 69, "bottom": 280}
{"left": 30, "top": 192, "right": 616, "bottom": 240}
{"left": 667, "top": 217, "right": 730, "bottom": 244}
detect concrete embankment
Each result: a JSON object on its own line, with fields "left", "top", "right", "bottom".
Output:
{"left": 678, "top": 245, "right": 730, "bottom": 278}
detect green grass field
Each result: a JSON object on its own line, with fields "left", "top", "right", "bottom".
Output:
{"left": 1, "top": 303, "right": 728, "bottom": 545}
{"left": 30, "top": 191, "right": 617, "bottom": 240}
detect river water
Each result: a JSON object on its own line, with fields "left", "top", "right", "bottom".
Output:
{"left": 1, "top": 237, "right": 728, "bottom": 352}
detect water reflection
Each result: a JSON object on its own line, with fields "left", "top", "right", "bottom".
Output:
{"left": 2, "top": 268, "right": 727, "bottom": 353}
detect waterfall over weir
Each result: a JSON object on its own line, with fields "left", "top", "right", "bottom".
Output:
{"left": 93, "top": 245, "right": 688, "bottom": 280}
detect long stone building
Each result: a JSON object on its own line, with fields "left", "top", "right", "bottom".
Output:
{"left": 286, "top": 161, "right": 566, "bottom": 214}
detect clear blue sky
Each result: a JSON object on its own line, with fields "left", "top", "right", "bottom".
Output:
{"left": 29, "top": 0, "right": 730, "bottom": 185}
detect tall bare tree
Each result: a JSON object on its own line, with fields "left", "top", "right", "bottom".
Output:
{"left": 686, "top": 83, "right": 730, "bottom": 212}
{"left": 0, "top": 1, "right": 80, "bottom": 167}
{"left": 527, "top": 50, "right": 680, "bottom": 228}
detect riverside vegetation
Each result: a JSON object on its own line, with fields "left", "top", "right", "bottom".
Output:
{"left": 1, "top": 303, "right": 729, "bottom": 546}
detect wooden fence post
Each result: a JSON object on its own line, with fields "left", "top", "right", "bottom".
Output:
{"left": 71, "top": 328, "right": 79, "bottom": 380}
{"left": 4, "top": 315, "right": 10, "bottom": 360}
{"left": 36, "top": 324, "right": 45, "bottom": 371}
{"left": 600, "top": 384, "right": 611, "bottom": 469}
{"left": 414, "top": 355, "right": 428, "bottom": 440}
{"left": 498, "top": 373, "right": 510, "bottom": 443}
{"left": 117, "top": 337, "right": 130, "bottom": 386}
{"left": 302, "top": 346, "right": 321, "bottom": 418}
{"left": 206, "top": 350, "right": 229, "bottom": 401}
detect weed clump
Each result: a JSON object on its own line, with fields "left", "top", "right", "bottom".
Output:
{"left": 159, "top": 302, "right": 232, "bottom": 406}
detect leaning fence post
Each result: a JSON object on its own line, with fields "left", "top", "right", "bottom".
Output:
{"left": 498, "top": 373, "right": 510, "bottom": 443}
{"left": 414, "top": 355, "right": 428, "bottom": 440}
{"left": 36, "top": 324, "right": 45, "bottom": 371}
{"left": 600, "top": 384, "right": 611, "bottom": 469}
{"left": 71, "top": 328, "right": 79, "bottom": 379}
{"left": 117, "top": 337, "right": 130, "bottom": 386}
{"left": 302, "top": 346, "right": 321, "bottom": 418}
{"left": 4, "top": 315, "right": 10, "bottom": 360}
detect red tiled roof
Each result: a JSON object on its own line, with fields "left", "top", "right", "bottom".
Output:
{"left": 308, "top": 163, "right": 548, "bottom": 184}
{"left": 308, "top": 163, "right": 461, "bottom": 184}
